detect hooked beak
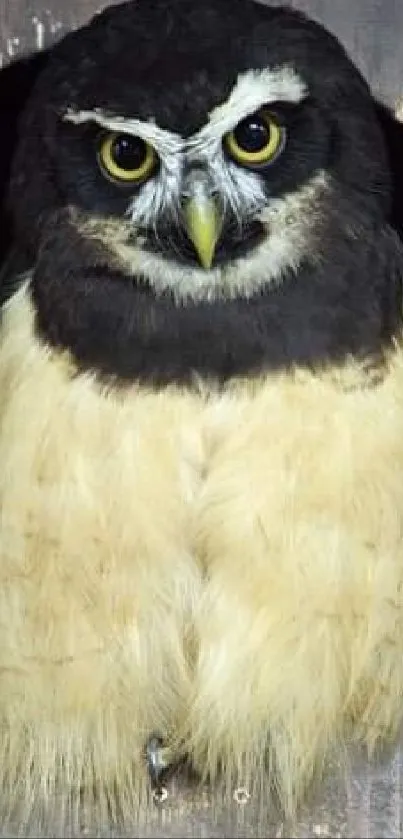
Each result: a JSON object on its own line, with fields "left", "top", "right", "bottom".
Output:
{"left": 182, "top": 188, "right": 223, "bottom": 270}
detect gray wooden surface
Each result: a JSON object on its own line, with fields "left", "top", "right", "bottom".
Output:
{"left": 1, "top": 744, "right": 403, "bottom": 837}
{"left": 0, "top": 0, "right": 402, "bottom": 836}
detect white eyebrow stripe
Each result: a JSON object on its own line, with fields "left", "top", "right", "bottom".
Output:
{"left": 64, "top": 66, "right": 307, "bottom": 162}
{"left": 64, "top": 109, "right": 183, "bottom": 159}
{"left": 189, "top": 66, "right": 308, "bottom": 156}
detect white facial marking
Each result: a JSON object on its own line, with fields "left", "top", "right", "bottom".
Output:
{"left": 91, "top": 172, "right": 328, "bottom": 303}
{"left": 189, "top": 66, "right": 307, "bottom": 159}
{"left": 65, "top": 108, "right": 184, "bottom": 228}
{"left": 64, "top": 66, "right": 312, "bottom": 299}
{"left": 64, "top": 108, "right": 183, "bottom": 157}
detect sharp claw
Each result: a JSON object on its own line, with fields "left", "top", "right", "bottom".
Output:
{"left": 145, "top": 734, "right": 173, "bottom": 790}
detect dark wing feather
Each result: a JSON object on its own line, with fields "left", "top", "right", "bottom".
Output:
{"left": 0, "top": 49, "right": 50, "bottom": 305}
{"left": 375, "top": 100, "right": 403, "bottom": 242}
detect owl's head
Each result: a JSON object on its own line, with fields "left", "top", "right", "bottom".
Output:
{"left": 8, "top": 0, "right": 394, "bottom": 304}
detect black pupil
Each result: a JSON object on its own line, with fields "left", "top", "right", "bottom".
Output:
{"left": 234, "top": 115, "right": 270, "bottom": 153}
{"left": 111, "top": 134, "right": 148, "bottom": 170}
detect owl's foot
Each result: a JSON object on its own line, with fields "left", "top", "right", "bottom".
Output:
{"left": 145, "top": 733, "right": 176, "bottom": 801}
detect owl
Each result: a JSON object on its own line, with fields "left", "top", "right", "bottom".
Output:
{"left": 1, "top": 0, "right": 403, "bottom": 829}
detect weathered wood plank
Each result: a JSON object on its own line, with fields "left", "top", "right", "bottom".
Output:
{"left": 0, "top": 0, "right": 120, "bottom": 65}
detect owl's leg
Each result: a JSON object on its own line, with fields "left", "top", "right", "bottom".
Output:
{"left": 145, "top": 733, "right": 181, "bottom": 803}
{"left": 188, "top": 371, "right": 403, "bottom": 816}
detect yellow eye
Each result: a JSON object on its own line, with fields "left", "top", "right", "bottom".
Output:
{"left": 98, "top": 131, "right": 157, "bottom": 183}
{"left": 224, "top": 110, "right": 285, "bottom": 168}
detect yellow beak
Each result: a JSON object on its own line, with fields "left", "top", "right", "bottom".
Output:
{"left": 183, "top": 195, "right": 222, "bottom": 270}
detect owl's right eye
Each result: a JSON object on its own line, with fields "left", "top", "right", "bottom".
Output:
{"left": 98, "top": 131, "right": 158, "bottom": 184}
{"left": 224, "top": 110, "right": 285, "bottom": 169}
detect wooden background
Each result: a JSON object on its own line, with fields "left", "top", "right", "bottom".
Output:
{"left": 0, "top": 0, "right": 402, "bottom": 107}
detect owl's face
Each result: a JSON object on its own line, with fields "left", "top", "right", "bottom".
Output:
{"left": 10, "top": 0, "right": 391, "bottom": 304}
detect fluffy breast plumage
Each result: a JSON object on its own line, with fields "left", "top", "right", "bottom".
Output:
{"left": 1, "top": 285, "right": 403, "bottom": 821}
{"left": 1, "top": 0, "right": 403, "bottom": 828}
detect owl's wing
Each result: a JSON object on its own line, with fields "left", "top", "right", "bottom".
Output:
{"left": 0, "top": 49, "right": 51, "bottom": 307}
{"left": 0, "top": 250, "right": 32, "bottom": 308}
{"left": 0, "top": 49, "right": 50, "bottom": 278}
{"left": 375, "top": 100, "right": 403, "bottom": 242}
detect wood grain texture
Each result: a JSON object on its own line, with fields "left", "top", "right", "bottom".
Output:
{"left": 0, "top": 0, "right": 402, "bottom": 105}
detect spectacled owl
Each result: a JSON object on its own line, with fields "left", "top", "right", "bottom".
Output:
{"left": 1, "top": 0, "right": 403, "bottom": 830}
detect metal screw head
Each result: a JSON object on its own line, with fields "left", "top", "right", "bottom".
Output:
{"left": 152, "top": 785, "right": 169, "bottom": 805}
{"left": 233, "top": 786, "right": 251, "bottom": 805}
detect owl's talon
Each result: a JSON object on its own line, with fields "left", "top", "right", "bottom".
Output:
{"left": 145, "top": 734, "right": 173, "bottom": 791}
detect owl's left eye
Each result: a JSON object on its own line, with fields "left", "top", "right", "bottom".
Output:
{"left": 98, "top": 132, "right": 158, "bottom": 184}
{"left": 224, "top": 110, "right": 285, "bottom": 168}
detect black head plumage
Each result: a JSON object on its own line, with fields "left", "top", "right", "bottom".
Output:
{"left": 0, "top": 0, "right": 402, "bottom": 385}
